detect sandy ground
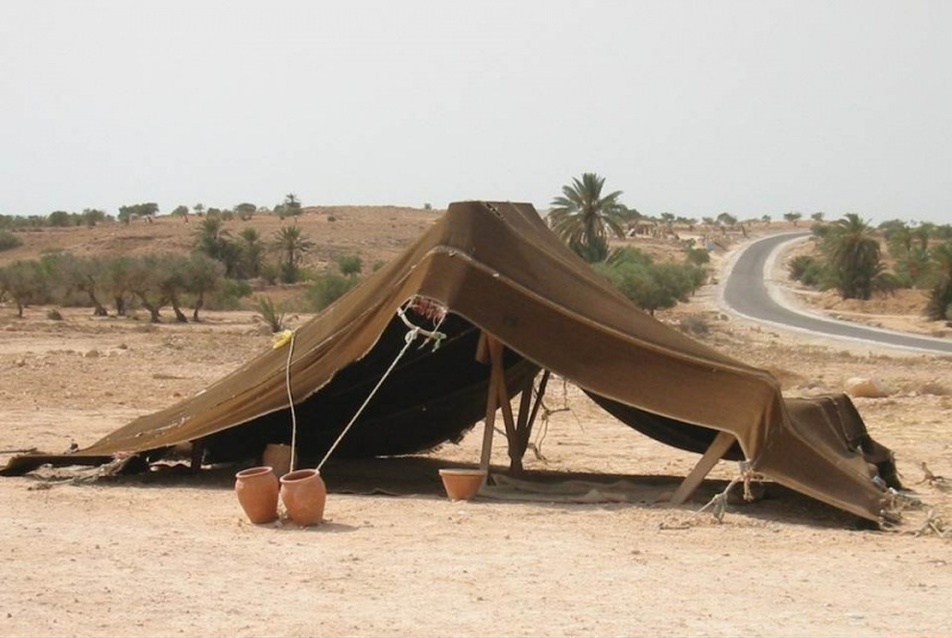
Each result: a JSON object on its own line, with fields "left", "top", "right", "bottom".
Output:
{"left": 2, "top": 230, "right": 952, "bottom": 637}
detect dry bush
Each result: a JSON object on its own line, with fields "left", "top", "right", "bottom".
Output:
{"left": 914, "top": 381, "right": 951, "bottom": 396}
{"left": 677, "top": 313, "right": 711, "bottom": 336}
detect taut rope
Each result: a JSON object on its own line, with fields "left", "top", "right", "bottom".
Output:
{"left": 314, "top": 300, "right": 446, "bottom": 472}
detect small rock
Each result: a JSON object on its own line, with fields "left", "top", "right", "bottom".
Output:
{"left": 845, "top": 377, "right": 891, "bottom": 398}
{"left": 84, "top": 349, "right": 101, "bottom": 358}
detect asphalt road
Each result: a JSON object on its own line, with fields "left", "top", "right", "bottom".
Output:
{"left": 721, "top": 232, "right": 952, "bottom": 355}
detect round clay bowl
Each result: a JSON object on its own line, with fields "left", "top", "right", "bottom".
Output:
{"left": 439, "top": 468, "right": 487, "bottom": 501}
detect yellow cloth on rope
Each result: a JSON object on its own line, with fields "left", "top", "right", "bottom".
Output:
{"left": 272, "top": 329, "right": 296, "bottom": 349}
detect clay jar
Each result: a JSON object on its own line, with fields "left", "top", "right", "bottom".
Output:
{"left": 234, "top": 466, "right": 280, "bottom": 524}
{"left": 438, "top": 468, "right": 487, "bottom": 501}
{"left": 279, "top": 469, "right": 326, "bottom": 527}
{"left": 261, "top": 443, "right": 292, "bottom": 479}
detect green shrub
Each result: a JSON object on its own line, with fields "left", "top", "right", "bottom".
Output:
{"left": 0, "top": 230, "right": 22, "bottom": 251}
{"left": 684, "top": 247, "right": 710, "bottom": 267}
{"left": 205, "top": 278, "right": 252, "bottom": 310}
{"left": 788, "top": 255, "right": 816, "bottom": 281}
{"left": 788, "top": 254, "right": 827, "bottom": 287}
{"left": 594, "top": 258, "right": 701, "bottom": 315}
{"left": 872, "top": 272, "right": 903, "bottom": 296}
{"left": 259, "top": 263, "right": 280, "bottom": 286}
{"left": 925, "top": 280, "right": 952, "bottom": 321}
{"left": 306, "top": 274, "right": 359, "bottom": 311}
{"left": 337, "top": 255, "right": 363, "bottom": 277}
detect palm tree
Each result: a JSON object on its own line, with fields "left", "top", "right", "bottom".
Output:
{"left": 913, "top": 224, "right": 933, "bottom": 251}
{"left": 884, "top": 223, "right": 913, "bottom": 259}
{"left": 237, "top": 227, "right": 265, "bottom": 279}
{"left": 926, "top": 242, "right": 952, "bottom": 320}
{"left": 195, "top": 216, "right": 230, "bottom": 259}
{"left": 898, "top": 245, "right": 932, "bottom": 288}
{"left": 549, "top": 173, "right": 629, "bottom": 262}
{"left": 277, "top": 193, "right": 302, "bottom": 219}
{"left": 822, "top": 213, "right": 882, "bottom": 300}
{"left": 195, "top": 217, "right": 241, "bottom": 277}
{"left": 274, "top": 224, "right": 315, "bottom": 283}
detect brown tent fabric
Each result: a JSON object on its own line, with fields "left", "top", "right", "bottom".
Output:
{"left": 1, "top": 201, "right": 897, "bottom": 522}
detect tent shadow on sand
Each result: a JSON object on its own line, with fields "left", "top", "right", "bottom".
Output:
{"left": 24, "top": 454, "right": 870, "bottom": 531}
{"left": 2, "top": 201, "right": 906, "bottom": 528}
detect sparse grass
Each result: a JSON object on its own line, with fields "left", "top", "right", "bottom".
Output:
{"left": 252, "top": 295, "right": 286, "bottom": 333}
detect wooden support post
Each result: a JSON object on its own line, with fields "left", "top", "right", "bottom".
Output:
{"left": 670, "top": 430, "right": 736, "bottom": 505}
{"left": 489, "top": 338, "right": 517, "bottom": 455}
{"left": 478, "top": 376, "right": 500, "bottom": 474}
{"left": 478, "top": 334, "right": 502, "bottom": 476}
{"left": 509, "top": 378, "right": 535, "bottom": 474}
{"left": 477, "top": 334, "right": 549, "bottom": 478}
{"left": 189, "top": 439, "right": 205, "bottom": 473}
{"left": 517, "top": 369, "right": 550, "bottom": 460}
{"left": 474, "top": 331, "right": 490, "bottom": 365}
{"left": 496, "top": 378, "right": 519, "bottom": 470}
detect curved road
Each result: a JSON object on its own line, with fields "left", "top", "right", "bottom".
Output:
{"left": 721, "top": 232, "right": 952, "bottom": 355}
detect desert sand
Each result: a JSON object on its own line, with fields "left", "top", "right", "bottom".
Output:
{"left": 1, "top": 212, "right": 950, "bottom": 637}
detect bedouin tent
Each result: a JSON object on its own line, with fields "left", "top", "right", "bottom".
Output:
{"left": 1, "top": 201, "right": 901, "bottom": 523}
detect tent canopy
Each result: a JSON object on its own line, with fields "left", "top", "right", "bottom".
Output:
{"left": 1, "top": 201, "right": 898, "bottom": 522}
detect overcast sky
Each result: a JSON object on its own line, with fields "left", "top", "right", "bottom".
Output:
{"left": 2, "top": 1, "right": 950, "bottom": 225}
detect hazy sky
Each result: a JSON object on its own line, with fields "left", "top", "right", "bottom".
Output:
{"left": 2, "top": 1, "right": 950, "bottom": 225}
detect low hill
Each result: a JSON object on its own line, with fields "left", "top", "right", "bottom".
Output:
{"left": 0, "top": 206, "right": 441, "bottom": 274}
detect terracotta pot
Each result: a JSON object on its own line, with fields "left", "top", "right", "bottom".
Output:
{"left": 262, "top": 443, "right": 292, "bottom": 479}
{"left": 280, "top": 469, "right": 326, "bottom": 527}
{"left": 438, "top": 468, "right": 487, "bottom": 501}
{"left": 234, "top": 466, "right": 279, "bottom": 524}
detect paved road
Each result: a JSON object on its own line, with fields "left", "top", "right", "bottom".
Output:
{"left": 721, "top": 232, "right": 952, "bottom": 355}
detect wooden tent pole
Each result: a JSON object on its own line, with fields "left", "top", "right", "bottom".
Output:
{"left": 478, "top": 334, "right": 502, "bottom": 474}
{"left": 508, "top": 378, "right": 534, "bottom": 475}
{"left": 476, "top": 334, "right": 549, "bottom": 476}
{"left": 189, "top": 439, "right": 204, "bottom": 472}
{"left": 670, "top": 430, "right": 736, "bottom": 505}
{"left": 490, "top": 338, "right": 518, "bottom": 456}
{"left": 514, "top": 369, "right": 550, "bottom": 467}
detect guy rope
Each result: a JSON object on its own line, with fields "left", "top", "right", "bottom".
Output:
{"left": 275, "top": 297, "right": 447, "bottom": 474}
